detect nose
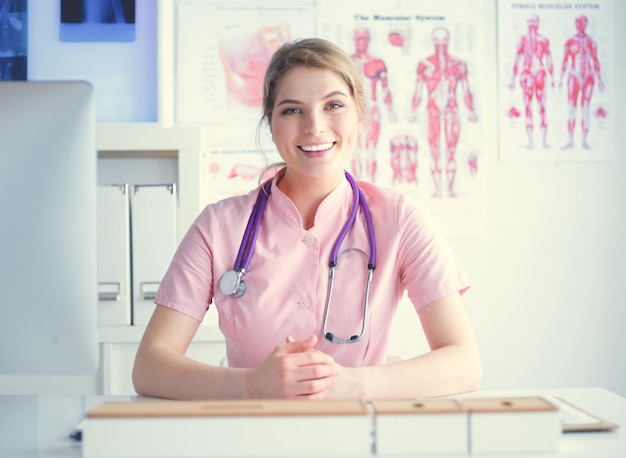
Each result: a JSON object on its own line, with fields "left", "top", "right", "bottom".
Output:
{"left": 304, "top": 110, "right": 326, "bottom": 136}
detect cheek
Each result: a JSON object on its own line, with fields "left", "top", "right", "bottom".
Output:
{"left": 270, "top": 118, "right": 282, "bottom": 140}
{"left": 269, "top": 118, "right": 296, "bottom": 148}
{"left": 341, "top": 116, "right": 361, "bottom": 143}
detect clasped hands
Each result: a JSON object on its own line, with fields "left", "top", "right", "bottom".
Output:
{"left": 245, "top": 335, "right": 346, "bottom": 399}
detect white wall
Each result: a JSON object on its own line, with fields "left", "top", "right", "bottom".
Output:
{"left": 390, "top": 0, "right": 626, "bottom": 397}
{"left": 4, "top": 1, "right": 623, "bottom": 397}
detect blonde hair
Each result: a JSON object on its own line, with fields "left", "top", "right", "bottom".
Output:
{"left": 261, "top": 37, "right": 368, "bottom": 127}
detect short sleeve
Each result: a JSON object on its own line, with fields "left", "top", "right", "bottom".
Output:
{"left": 396, "top": 194, "right": 470, "bottom": 311}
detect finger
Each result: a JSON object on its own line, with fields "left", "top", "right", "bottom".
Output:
{"left": 285, "top": 335, "right": 295, "bottom": 343}
{"left": 282, "top": 335, "right": 318, "bottom": 353}
{"left": 293, "top": 374, "right": 338, "bottom": 398}
{"left": 294, "top": 363, "right": 340, "bottom": 383}
{"left": 283, "top": 353, "right": 341, "bottom": 382}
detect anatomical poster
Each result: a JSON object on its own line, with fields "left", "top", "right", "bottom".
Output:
{"left": 175, "top": 0, "right": 315, "bottom": 201}
{"left": 317, "top": 0, "right": 488, "bottom": 237}
{"left": 175, "top": 0, "right": 314, "bottom": 128}
{"left": 498, "top": 0, "right": 615, "bottom": 162}
{"left": 0, "top": 0, "right": 27, "bottom": 80}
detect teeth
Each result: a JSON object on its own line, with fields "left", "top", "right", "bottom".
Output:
{"left": 300, "top": 143, "right": 333, "bottom": 152}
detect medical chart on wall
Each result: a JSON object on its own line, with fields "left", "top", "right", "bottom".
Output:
{"left": 28, "top": 0, "right": 157, "bottom": 122}
{"left": 175, "top": 0, "right": 315, "bottom": 201}
{"left": 0, "top": 0, "right": 27, "bottom": 81}
{"left": 60, "top": 0, "right": 136, "bottom": 42}
{"left": 317, "top": 0, "right": 488, "bottom": 236}
{"left": 498, "top": 0, "right": 615, "bottom": 162}
{"left": 174, "top": 0, "right": 488, "bottom": 236}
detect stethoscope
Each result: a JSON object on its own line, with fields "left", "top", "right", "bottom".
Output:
{"left": 219, "top": 171, "right": 376, "bottom": 344}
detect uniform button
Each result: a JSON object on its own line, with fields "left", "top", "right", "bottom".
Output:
{"left": 298, "top": 298, "right": 311, "bottom": 308}
{"left": 303, "top": 234, "right": 315, "bottom": 245}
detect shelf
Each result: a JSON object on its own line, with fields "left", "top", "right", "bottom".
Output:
{"left": 98, "top": 324, "right": 224, "bottom": 344}
{"left": 96, "top": 124, "right": 204, "bottom": 152}
{"left": 96, "top": 124, "right": 208, "bottom": 241}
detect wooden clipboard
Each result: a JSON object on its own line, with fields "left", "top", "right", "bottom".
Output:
{"left": 86, "top": 399, "right": 369, "bottom": 418}
{"left": 554, "top": 396, "right": 619, "bottom": 432}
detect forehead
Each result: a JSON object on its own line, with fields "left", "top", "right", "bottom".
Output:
{"left": 274, "top": 66, "right": 350, "bottom": 98}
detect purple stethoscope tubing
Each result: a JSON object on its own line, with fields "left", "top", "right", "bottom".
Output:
{"left": 219, "top": 171, "right": 376, "bottom": 344}
{"left": 233, "top": 179, "right": 273, "bottom": 272}
{"left": 322, "top": 172, "right": 376, "bottom": 343}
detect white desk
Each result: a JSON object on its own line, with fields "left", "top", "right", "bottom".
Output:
{"left": 0, "top": 388, "right": 624, "bottom": 457}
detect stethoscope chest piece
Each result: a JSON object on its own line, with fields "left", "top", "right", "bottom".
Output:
{"left": 219, "top": 269, "right": 247, "bottom": 297}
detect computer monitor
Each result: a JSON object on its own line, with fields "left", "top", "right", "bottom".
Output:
{"left": 0, "top": 81, "right": 98, "bottom": 375}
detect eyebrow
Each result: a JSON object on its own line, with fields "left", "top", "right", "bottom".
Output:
{"left": 275, "top": 90, "right": 349, "bottom": 107}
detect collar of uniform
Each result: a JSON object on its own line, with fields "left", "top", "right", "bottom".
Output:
{"left": 269, "top": 171, "right": 351, "bottom": 228}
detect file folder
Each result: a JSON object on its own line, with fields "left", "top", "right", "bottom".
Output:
{"left": 97, "top": 185, "right": 131, "bottom": 326}
{"left": 130, "top": 184, "right": 177, "bottom": 325}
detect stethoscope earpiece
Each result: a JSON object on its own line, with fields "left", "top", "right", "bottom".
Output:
{"left": 324, "top": 331, "right": 363, "bottom": 344}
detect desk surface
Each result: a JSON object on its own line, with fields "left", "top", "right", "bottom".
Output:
{"left": 0, "top": 388, "right": 624, "bottom": 458}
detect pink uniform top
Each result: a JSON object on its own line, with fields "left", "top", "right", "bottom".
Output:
{"left": 155, "top": 174, "right": 470, "bottom": 368}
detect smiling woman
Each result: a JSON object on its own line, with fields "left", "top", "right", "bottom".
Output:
{"left": 132, "top": 37, "right": 481, "bottom": 401}
{"left": 269, "top": 66, "right": 361, "bottom": 207}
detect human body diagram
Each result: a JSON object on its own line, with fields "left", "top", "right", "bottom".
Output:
{"left": 508, "top": 14, "right": 555, "bottom": 149}
{"left": 409, "top": 27, "right": 478, "bottom": 198}
{"left": 505, "top": 13, "right": 607, "bottom": 154}
{"left": 350, "top": 28, "right": 397, "bottom": 183}
{"left": 559, "top": 15, "right": 604, "bottom": 150}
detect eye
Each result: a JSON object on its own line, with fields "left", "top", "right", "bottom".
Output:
{"left": 280, "top": 107, "right": 301, "bottom": 115}
{"left": 327, "top": 102, "right": 344, "bottom": 110}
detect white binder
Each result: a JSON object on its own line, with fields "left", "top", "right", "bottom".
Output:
{"left": 131, "top": 184, "right": 177, "bottom": 325}
{"left": 97, "top": 185, "right": 131, "bottom": 326}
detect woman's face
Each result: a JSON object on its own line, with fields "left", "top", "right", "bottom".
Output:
{"left": 270, "top": 66, "right": 361, "bottom": 182}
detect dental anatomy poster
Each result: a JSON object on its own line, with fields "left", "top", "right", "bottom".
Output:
{"left": 317, "top": 0, "right": 488, "bottom": 236}
{"left": 498, "top": 0, "right": 614, "bottom": 162}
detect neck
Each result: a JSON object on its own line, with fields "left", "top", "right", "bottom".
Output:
{"left": 277, "top": 169, "right": 344, "bottom": 229}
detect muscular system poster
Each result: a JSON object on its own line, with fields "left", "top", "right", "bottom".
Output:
{"left": 318, "top": 0, "right": 488, "bottom": 236}
{"left": 498, "top": 0, "right": 614, "bottom": 161}
{"left": 174, "top": 0, "right": 488, "bottom": 235}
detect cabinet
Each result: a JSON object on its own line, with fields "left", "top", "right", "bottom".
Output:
{"left": 96, "top": 123, "right": 208, "bottom": 240}
{"left": 97, "top": 124, "right": 225, "bottom": 395}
